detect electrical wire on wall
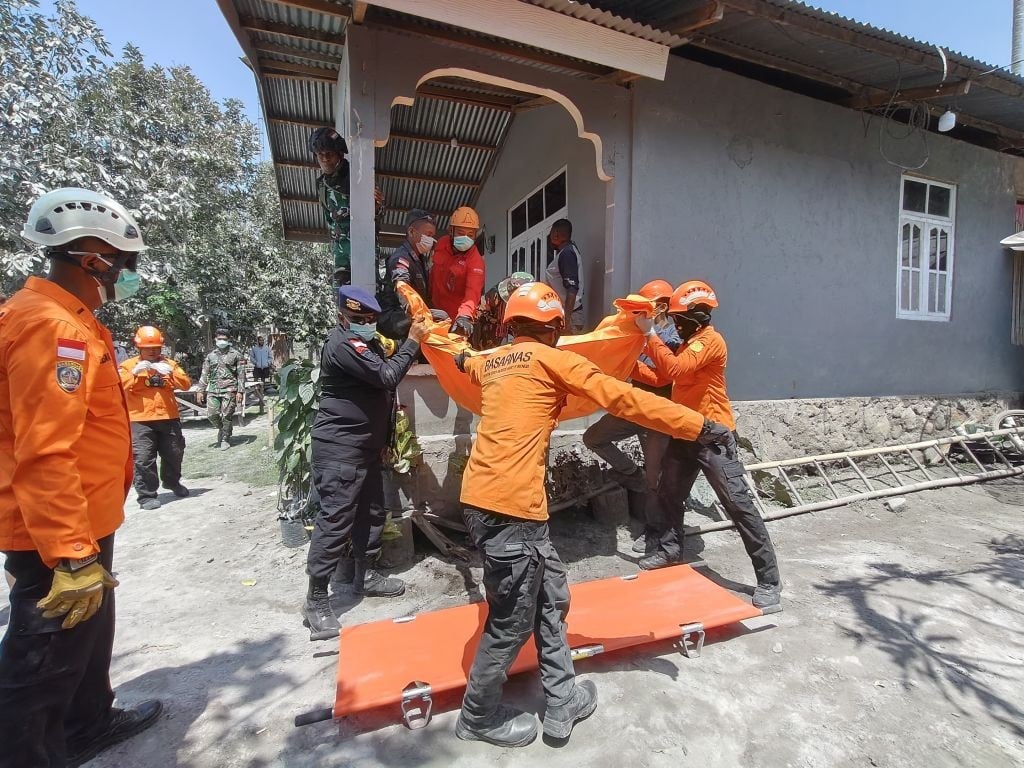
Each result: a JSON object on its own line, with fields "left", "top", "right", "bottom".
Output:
{"left": 867, "top": 59, "right": 931, "bottom": 171}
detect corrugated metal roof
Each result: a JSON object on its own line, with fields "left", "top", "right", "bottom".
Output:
{"left": 522, "top": 0, "right": 688, "bottom": 46}
{"left": 235, "top": 0, "right": 347, "bottom": 35}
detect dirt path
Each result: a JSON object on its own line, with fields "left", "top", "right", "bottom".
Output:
{"left": 2, "top": 415, "right": 1022, "bottom": 767}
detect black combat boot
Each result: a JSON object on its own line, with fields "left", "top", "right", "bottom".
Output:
{"left": 543, "top": 680, "right": 598, "bottom": 739}
{"left": 353, "top": 558, "right": 405, "bottom": 597}
{"left": 455, "top": 704, "right": 538, "bottom": 747}
{"left": 302, "top": 576, "right": 340, "bottom": 640}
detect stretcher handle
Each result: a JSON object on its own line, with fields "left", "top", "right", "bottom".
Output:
{"left": 294, "top": 707, "right": 334, "bottom": 727}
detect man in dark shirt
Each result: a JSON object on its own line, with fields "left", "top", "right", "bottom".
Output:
{"left": 546, "top": 219, "right": 584, "bottom": 332}
{"left": 376, "top": 209, "right": 437, "bottom": 339}
{"left": 302, "top": 286, "right": 429, "bottom": 640}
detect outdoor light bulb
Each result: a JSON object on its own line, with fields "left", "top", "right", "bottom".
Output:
{"left": 938, "top": 110, "right": 956, "bottom": 132}
{"left": 450, "top": 137, "right": 458, "bottom": 147}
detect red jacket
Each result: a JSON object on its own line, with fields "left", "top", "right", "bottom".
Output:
{"left": 428, "top": 235, "right": 485, "bottom": 321}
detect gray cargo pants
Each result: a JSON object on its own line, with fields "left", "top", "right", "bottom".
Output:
{"left": 460, "top": 508, "right": 576, "bottom": 724}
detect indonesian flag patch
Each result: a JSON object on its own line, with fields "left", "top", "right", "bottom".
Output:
{"left": 350, "top": 339, "right": 369, "bottom": 355}
{"left": 57, "top": 338, "right": 87, "bottom": 361}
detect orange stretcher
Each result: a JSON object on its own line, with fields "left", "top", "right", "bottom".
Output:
{"left": 295, "top": 565, "right": 765, "bottom": 729}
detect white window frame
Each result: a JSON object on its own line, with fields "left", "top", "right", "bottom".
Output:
{"left": 896, "top": 175, "right": 956, "bottom": 322}
{"left": 507, "top": 167, "right": 568, "bottom": 278}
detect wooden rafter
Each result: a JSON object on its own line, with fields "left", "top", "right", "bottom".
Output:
{"left": 662, "top": 1, "right": 724, "bottom": 37}
{"left": 276, "top": 160, "right": 319, "bottom": 170}
{"left": 281, "top": 196, "right": 320, "bottom": 205}
{"left": 377, "top": 170, "right": 480, "bottom": 187}
{"left": 415, "top": 83, "right": 519, "bottom": 110}
{"left": 845, "top": 80, "right": 973, "bottom": 111}
{"left": 263, "top": 71, "right": 337, "bottom": 85}
{"left": 258, "top": 57, "right": 338, "bottom": 79}
{"left": 723, "top": 0, "right": 1024, "bottom": 100}
{"left": 363, "top": 8, "right": 610, "bottom": 78}
{"left": 252, "top": 41, "right": 342, "bottom": 66}
{"left": 352, "top": 1, "right": 369, "bottom": 24}
{"left": 385, "top": 132, "right": 498, "bottom": 152}
{"left": 268, "top": 116, "right": 331, "bottom": 129}
{"left": 382, "top": 205, "right": 448, "bottom": 218}
{"left": 263, "top": 0, "right": 351, "bottom": 18}
{"left": 240, "top": 16, "right": 344, "bottom": 45}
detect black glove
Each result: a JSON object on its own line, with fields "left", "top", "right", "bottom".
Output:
{"left": 696, "top": 418, "right": 733, "bottom": 451}
{"left": 451, "top": 315, "right": 474, "bottom": 337}
{"left": 454, "top": 351, "right": 470, "bottom": 373}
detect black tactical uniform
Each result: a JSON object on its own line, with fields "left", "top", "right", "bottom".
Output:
{"left": 376, "top": 238, "right": 430, "bottom": 340}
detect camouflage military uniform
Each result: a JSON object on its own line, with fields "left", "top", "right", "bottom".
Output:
{"left": 198, "top": 346, "right": 246, "bottom": 445}
{"left": 317, "top": 169, "right": 351, "bottom": 284}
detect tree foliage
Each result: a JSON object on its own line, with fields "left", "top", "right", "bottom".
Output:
{"left": 1, "top": 0, "right": 333, "bottom": 368}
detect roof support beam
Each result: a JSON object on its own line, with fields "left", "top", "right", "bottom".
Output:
{"left": 364, "top": 9, "right": 610, "bottom": 78}
{"left": 269, "top": 116, "right": 331, "bottom": 129}
{"left": 281, "top": 196, "right": 320, "bottom": 205}
{"left": 845, "top": 79, "right": 973, "bottom": 110}
{"left": 385, "top": 132, "right": 498, "bottom": 152}
{"left": 240, "top": 16, "right": 344, "bottom": 45}
{"left": 252, "top": 41, "right": 342, "bottom": 66}
{"left": 662, "top": 1, "right": 724, "bottom": 37}
{"left": 263, "top": 71, "right": 337, "bottom": 85}
{"left": 414, "top": 84, "right": 517, "bottom": 111}
{"left": 376, "top": 170, "right": 480, "bottom": 187}
{"left": 723, "top": 0, "right": 1024, "bottom": 99}
{"left": 263, "top": 0, "right": 351, "bottom": 18}
{"left": 352, "top": 1, "right": 369, "bottom": 24}
{"left": 362, "top": 0, "right": 669, "bottom": 80}
{"left": 276, "top": 160, "right": 319, "bottom": 170}
{"left": 258, "top": 57, "right": 338, "bottom": 79}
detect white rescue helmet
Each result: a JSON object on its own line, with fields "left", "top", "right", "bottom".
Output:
{"left": 21, "top": 187, "right": 147, "bottom": 252}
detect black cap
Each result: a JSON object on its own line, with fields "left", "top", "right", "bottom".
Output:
{"left": 404, "top": 208, "right": 435, "bottom": 228}
{"left": 215, "top": 327, "right": 230, "bottom": 336}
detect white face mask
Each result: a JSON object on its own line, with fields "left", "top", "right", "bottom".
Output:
{"left": 216, "top": 339, "right": 230, "bottom": 350}
{"left": 416, "top": 235, "right": 436, "bottom": 255}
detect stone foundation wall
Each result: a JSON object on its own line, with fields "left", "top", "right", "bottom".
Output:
{"left": 397, "top": 383, "right": 1023, "bottom": 518}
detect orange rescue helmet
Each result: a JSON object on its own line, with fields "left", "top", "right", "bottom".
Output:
{"left": 504, "top": 281, "right": 565, "bottom": 325}
{"left": 133, "top": 325, "right": 164, "bottom": 348}
{"left": 638, "top": 279, "right": 673, "bottom": 302}
{"left": 449, "top": 206, "right": 480, "bottom": 231}
{"left": 669, "top": 280, "right": 718, "bottom": 314}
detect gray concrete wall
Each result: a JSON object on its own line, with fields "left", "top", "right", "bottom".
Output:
{"left": 631, "top": 56, "right": 1024, "bottom": 399}
{"left": 474, "top": 104, "right": 610, "bottom": 327}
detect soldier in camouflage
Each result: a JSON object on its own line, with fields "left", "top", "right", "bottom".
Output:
{"left": 309, "top": 126, "right": 383, "bottom": 286}
{"left": 196, "top": 327, "right": 246, "bottom": 450}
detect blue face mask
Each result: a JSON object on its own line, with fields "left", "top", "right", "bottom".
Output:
{"left": 452, "top": 235, "right": 474, "bottom": 252}
{"left": 112, "top": 269, "right": 141, "bottom": 301}
{"left": 349, "top": 321, "right": 377, "bottom": 341}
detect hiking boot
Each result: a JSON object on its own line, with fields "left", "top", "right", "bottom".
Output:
{"left": 455, "top": 704, "right": 538, "bottom": 748}
{"left": 543, "top": 680, "right": 597, "bottom": 740}
{"left": 752, "top": 582, "right": 782, "bottom": 612}
{"left": 608, "top": 466, "right": 646, "bottom": 493}
{"left": 631, "top": 534, "right": 657, "bottom": 555}
{"left": 219, "top": 440, "right": 231, "bottom": 451}
{"left": 66, "top": 700, "right": 163, "bottom": 768}
{"left": 302, "top": 576, "right": 340, "bottom": 640}
{"left": 638, "top": 551, "right": 682, "bottom": 571}
{"left": 353, "top": 559, "right": 405, "bottom": 597}
{"left": 139, "top": 498, "right": 161, "bottom": 511}
{"left": 331, "top": 556, "right": 355, "bottom": 589}
{"left": 167, "top": 484, "right": 190, "bottom": 498}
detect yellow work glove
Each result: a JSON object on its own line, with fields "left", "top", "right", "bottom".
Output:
{"left": 37, "top": 562, "right": 119, "bottom": 629}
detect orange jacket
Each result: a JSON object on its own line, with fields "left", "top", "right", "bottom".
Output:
{"left": 0, "top": 277, "right": 132, "bottom": 566}
{"left": 632, "top": 325, "right": 736, "bottom": 430}
{"left": 460, "top": 339, "right": 705, "bottom": 521}
{"left": 118, "top": 355, "right": 192, "bottom": 422}
{"left": 428, "top": 235, "right": 485, "bottom": 321}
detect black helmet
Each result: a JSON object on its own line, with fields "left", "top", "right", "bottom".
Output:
{"left": 308, "top": 127, "right": 348, "bottom": 155}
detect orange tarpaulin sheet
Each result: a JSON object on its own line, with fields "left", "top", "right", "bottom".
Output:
{"left": 397, "top": 283, "right": 652, "bottom": 421}
{"left": 333, "top": 565, "right": 762, "bottom": 718}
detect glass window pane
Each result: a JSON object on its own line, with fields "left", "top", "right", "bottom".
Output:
{"left": 928, "top": 185, "right": 951, "bottom": 218}
{"left": 901, "top": 223, "right": 912, "bottom": 266}
{"left": 938, "top": 277, "right": 947, "bottom": 313}
{"left": 911, "top": 270, "right": 920, "bottom": 311}
{"left": 511, "top": 204, "right": 527, "bottom": 238}
{"left": 911, "top": 225, "right": 921, "bottom": 269}
{"left": 544, "top": 172, "right": 567, "bottom": 216}
{"left": 929, "top": 227, "right": 939, "bottom": 270}
{"left": 903, "top": 179, "right": 927, "bottom": 213}
{"left": 937, "top": 230, "right": 949, "bottom": 271}
{"left": 900, "top": 270, "right": 911, "bottom": 311}
{"left": 928, "top": 270, "right": 937, "bottom": 313}
{"left": 527, "top": 190, "right": 544, "bottom": 227}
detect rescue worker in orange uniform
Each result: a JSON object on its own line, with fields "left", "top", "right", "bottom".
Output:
{"left": 452, "top": 281, "right": 735, "bottom": 748}
{"left": 583, "top": 279, "right": 680, "bottom": 554}
{"left": 429, "top": 206, "right": 485, "bottom": 338}
{"left": 0, "top": 188, "right": 162, "bottom": 767}
{"left": 118, "top": 325, "right": 192, "bottom": 510}
{"left": 633, "top": 280, "right": 782, "bottom": 610}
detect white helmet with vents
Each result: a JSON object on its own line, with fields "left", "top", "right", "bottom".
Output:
{"left": 21, "top": 187, "right": 147, "bottom": 252}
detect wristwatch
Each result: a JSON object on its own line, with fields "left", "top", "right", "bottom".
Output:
{"left": 57, "top": 554, "right": 98, "bottom": 572}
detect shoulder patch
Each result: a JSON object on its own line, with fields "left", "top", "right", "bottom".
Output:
{"left": 349, "top": 339, "right": 369, "bottom": 355}
{"left": 689, "top": 341, "right": 705, "bottom": 353}
{"left": 397, "top": 258, "right": 410, "bottom": 269}
{"left": 57, "top": 338, "right": 87, "bottom": 361}
{"left": 56, "top": 361, "right": 84, "bottom": 393}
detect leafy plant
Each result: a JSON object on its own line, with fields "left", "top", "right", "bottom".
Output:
{"left": 273, "top": 359, "right": 320, "bottom": 521}
{"left": 388, "top": 406, "right": 422, "bottom": 474}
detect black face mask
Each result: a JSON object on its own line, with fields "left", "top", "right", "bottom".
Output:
{"left": 672, "top": 311, "right": 709, "bottom": 341}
